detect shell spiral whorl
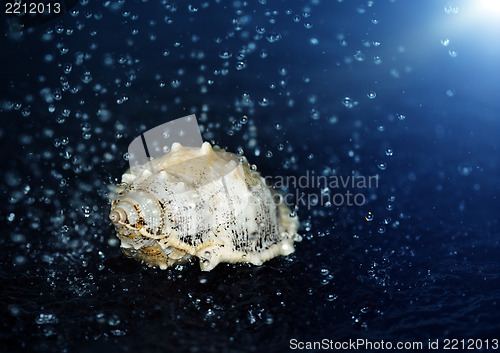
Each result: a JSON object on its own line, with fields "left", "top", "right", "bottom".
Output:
{"left": 109, "top": 142, "right": 301, "bottom": 271}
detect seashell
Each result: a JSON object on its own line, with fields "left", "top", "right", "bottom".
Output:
{"left": 109, "top": 141, "right": 301, "bottom": 271}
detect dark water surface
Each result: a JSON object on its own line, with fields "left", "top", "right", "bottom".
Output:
{"left": 1, "top": 1, "right": 499, "bottom": 352}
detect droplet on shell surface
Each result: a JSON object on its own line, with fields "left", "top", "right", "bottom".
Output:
{"left": 109, "top": 142, "right": 301, "bottom": 271}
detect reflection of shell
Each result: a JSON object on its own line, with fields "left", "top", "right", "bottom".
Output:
{"left": 109, "top": 142, "right": 300, "bottom": 271}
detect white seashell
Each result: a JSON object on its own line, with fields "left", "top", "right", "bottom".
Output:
{"left": 109, "top": 142, "right": 301, "bottom": 271}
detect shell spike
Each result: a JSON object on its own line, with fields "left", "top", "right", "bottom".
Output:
{"left": 200, "top": 141, "right": 213, "bottom": 155}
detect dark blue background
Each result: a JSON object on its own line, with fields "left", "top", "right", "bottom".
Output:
{"left": 1, "top": 0, "right": 499, "bottom": 352}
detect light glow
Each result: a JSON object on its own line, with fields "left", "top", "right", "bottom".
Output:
{"left": 475, "top": 0, "right": 500, "bottom": 15}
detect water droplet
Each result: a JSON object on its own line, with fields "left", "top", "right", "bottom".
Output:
{"left": 458, "top": 163, "right": 472, "bottom": 176}
{"left": 354, "top": 50, "right": 365, "bottom": 61}
{"left": 21, "top": 108, "right": 31, "bottom": 117}
{"left": 63, "top": 63, "right": 72, "bottom": 73}
{"left": 81, "top": 72, "right": 93, "bottom": 84}
{"left": 342, "top": 97, "right": 353, "bottom": 108}
{"left": 444, "top": 4, "right": 459, "bottom": 14}
{"left": 266, "top": 32, "right": 282, "bottom": 43}
{"left": 36, "top": 313, "right": 58, "bottom": 325}
{"left": 259, "top": 97, "right": 270, "bottom": 106}
{"left": 81, "top": 206, "right": 91, "bottom": 218}
{"left": 326, "top": 294, "right": 337, "bottom": 302}
{"left": 219, "top": 50, "right": 232, "bottom": 59}
{"left": 108, "top": 315, "right": 120, "bottom": 326}
{"left": 236, "top": 61, "right": 247, "bottom": 70}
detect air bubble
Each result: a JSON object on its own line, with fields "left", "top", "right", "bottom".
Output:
{"left": 367, "top": 91, "right": 376, "bottom": 99}
{"left": 365, "top": 212, "right": 374, "bottom": 221}
{"left": 378, "top": 162, "right": 387, "bottom": 170}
